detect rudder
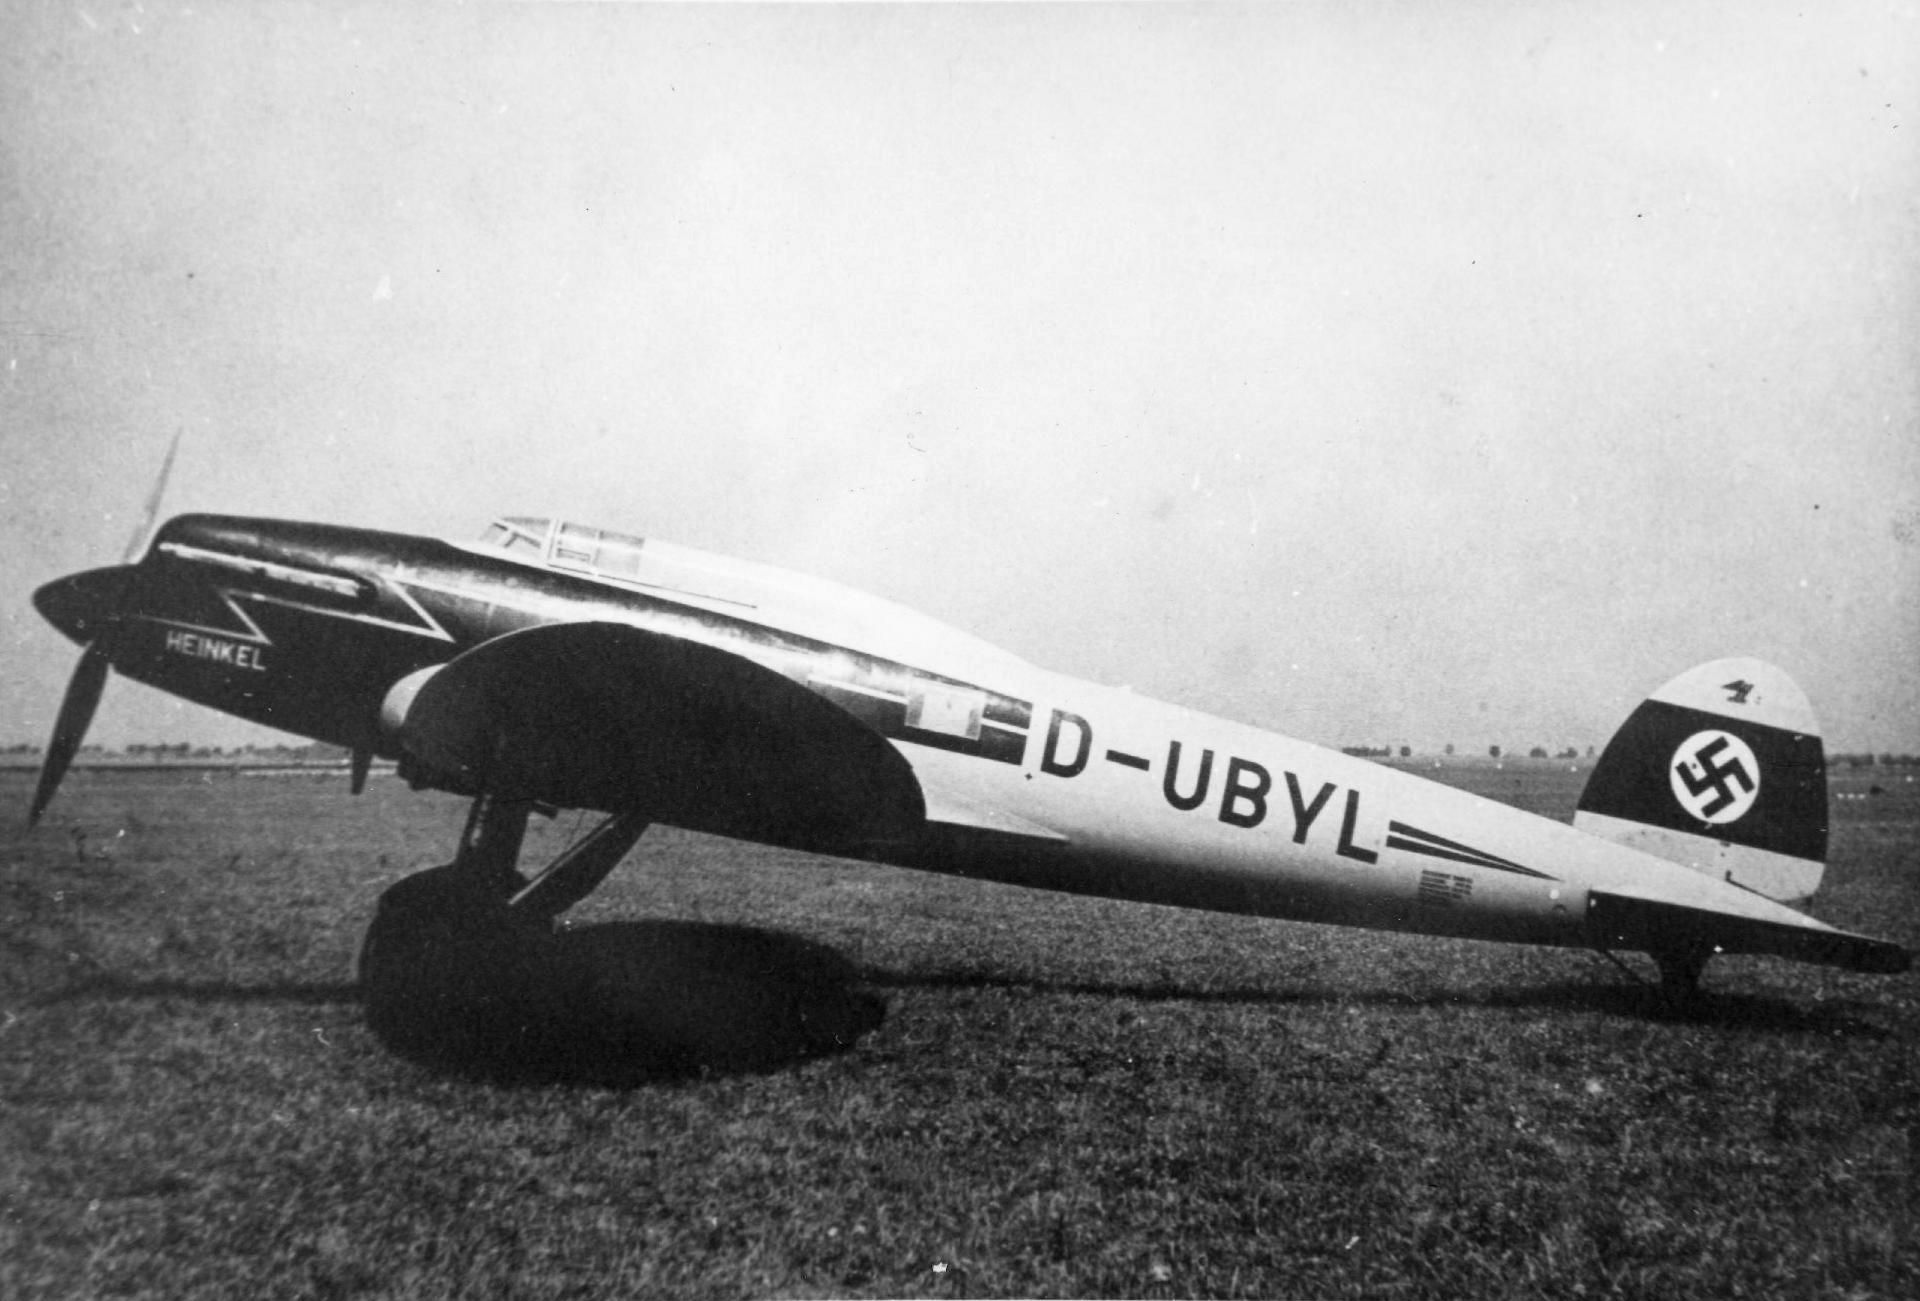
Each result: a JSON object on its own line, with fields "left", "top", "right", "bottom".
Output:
{"left": 1575, "top": 658, "right": 1826, "bottom": 905}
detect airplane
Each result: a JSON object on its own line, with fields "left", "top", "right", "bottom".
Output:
{"left": 27, "top": 508, "right": 1911, "bottom": 1011}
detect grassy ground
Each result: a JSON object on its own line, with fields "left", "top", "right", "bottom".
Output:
{"left": 2, "top": 763, "right": 1915, "bottom": 1299}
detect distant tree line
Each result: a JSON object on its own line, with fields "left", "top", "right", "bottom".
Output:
{"left": 4, "top": 741, "right": 354, "bottom": 761}
{"left": 1341, "top": 745, "right": 1592, "bottom": 761}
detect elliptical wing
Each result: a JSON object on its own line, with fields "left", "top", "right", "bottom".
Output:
{"left": 385, "top": 621, "right": 928, "bottom": 853}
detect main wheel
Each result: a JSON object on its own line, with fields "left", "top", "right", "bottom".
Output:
{"left": 358, "top": 865, "right": 550, "bottom": 1057}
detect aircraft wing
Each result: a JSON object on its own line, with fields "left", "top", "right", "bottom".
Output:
{"left": 1586, "top": 887, "right": 1910, "bottom": 975}
{"left": 391, "top": 621, "right": 926, "bottom": 852}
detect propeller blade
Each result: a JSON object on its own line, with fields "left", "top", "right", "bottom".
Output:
{"left": 121, "top": 430, "right": 181, "bottom": 565}
{"left": 28, "top": 640, "right": 113, "bottom": 827}
{"left": 27, "top": 434, "right": 173, "bottom": 826}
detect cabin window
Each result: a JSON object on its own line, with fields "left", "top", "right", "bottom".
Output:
{"left": 480, "top": 518, "right": 550, "bottom": 559}
{"left": 548, "top": 521, "right": 653, "bottom": 582}
{"left": 594, "top": 536, "right": 646, "bottom": 580}
{"left": 552, "top": 522, "right": 598, "bottom": 568}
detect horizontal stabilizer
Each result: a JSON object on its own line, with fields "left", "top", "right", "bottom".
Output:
{"left": 1586, "top": 888, "right": 1910, "bottom": 976}
{"left": 390, "top": 621, "right": 926, "bottom": 852}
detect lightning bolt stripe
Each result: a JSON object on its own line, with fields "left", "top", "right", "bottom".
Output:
{"left": 238, "top": 582, "right": 454, "bottom": 642}
{"left": 136, "top": 588, "right": 273, "bottom": 644}
{"left": 140, "top": 581, "right": 454, "bottom": 645}
{"left": 1385, "top": 821, "right": 1557, "bottom": 880}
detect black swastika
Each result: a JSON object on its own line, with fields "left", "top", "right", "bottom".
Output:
{"left": 1674, "top": 736, "right": 1756, "bottom": 819}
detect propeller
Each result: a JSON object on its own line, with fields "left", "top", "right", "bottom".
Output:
{"left": 26, "top": 432, "right": 181, "bottom": 826}
{"left": 28, "top": 642, "right": 113, "bottom": 826}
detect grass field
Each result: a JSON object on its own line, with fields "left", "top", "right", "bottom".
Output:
{"left": 3, "top": 763, "right": 1916, "bottom": 1299}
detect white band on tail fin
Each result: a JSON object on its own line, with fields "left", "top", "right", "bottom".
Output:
{"left": 1574, "top": 658, "right": 1826, "bottom": 906}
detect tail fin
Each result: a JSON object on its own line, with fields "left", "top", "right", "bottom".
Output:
{"left": 1575, "top": 658, "right": 1826, "bottom": 906}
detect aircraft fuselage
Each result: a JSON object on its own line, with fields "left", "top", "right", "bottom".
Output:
{"left": 34, "top": 513, "right": 1901, "bottom": 978}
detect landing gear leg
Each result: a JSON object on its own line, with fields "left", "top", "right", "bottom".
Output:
{"left": 450, "top": 790, "right": 534, "bottom": 900}
{"left": 1653, "top": 944, "right": 1711, "bottom": 999}
{"left": 509, "top": 812, "right": 650, "bottom": 920}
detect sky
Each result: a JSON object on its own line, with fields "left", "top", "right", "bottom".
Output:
{"left": 2, "top": 1, "right": 1916, "bottom": 757}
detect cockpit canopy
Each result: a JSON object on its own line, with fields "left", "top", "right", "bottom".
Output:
{"left": 477, "top": 518, "right": 652, "bottom": 584}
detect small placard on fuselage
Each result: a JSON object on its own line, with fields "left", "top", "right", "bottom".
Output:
{"left": 906, "top": 686, "right": 985, "bottom": 740}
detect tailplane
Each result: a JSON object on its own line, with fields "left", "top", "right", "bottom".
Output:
{"left": 1575, "top": 658, "right": 1826, "bottom": 906}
